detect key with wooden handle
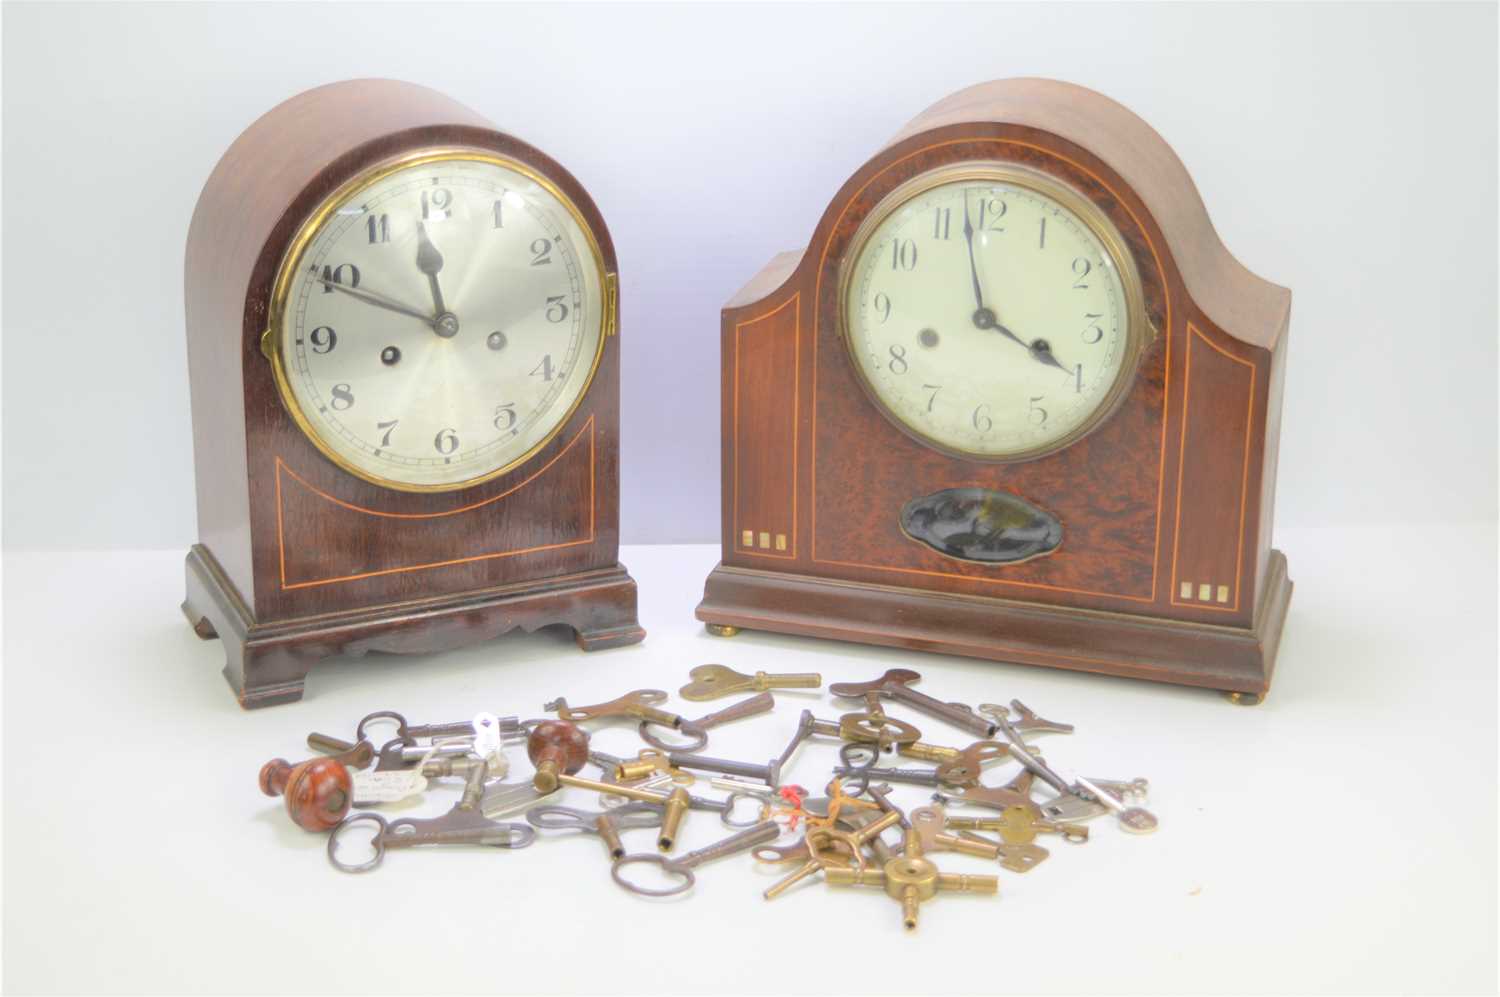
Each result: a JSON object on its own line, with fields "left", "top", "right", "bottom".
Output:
{"left": 679, "top": 664, "right": 822, "bottom": 701}
{"left": 527, "top": 720, "right": 691, "bottom": 850}
{"left": 259, "top": 754, "right": 353, "bottom": 832}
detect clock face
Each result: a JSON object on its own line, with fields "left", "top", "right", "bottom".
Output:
{"left": 843, "top": 164, "right": 1145, "bottom": 461}
{"left": 269, "top": 151, "right": 607, "bottom": 491}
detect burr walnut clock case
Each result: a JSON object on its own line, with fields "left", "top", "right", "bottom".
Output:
{"left": 183, "top": 80, "right": 643, "bottom": 709}
{"left": 696, "top": 79, "right": 1293, "bottom": 702}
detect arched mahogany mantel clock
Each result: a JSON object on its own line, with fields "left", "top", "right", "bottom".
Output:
{"left": 696, "top": 79, "right": 1293, "bottom": 703}
{"left": 182, "top": 80, "right": 644, "bottom": 708}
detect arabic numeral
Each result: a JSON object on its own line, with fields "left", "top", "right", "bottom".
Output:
{"left": 329, "top": 383, "right": 354, "bottom": 410}
{"left": 972, "top": 404, "right": 992, "bottom": 433}
{"left": 932, "top": 207, "right": 951, "bottom": 240}
{"left": 979, "top": 198, "right": 1006, "bottom": 231}
{"left": 493, "top": 403, "right": 517, "bottom": 431}
{"left": 1028, "top": 396, "right": 1048, "bottom": 425}
{"left": 1081, "top": 313, "right": 1104, "bottom": 344}
{"left": 923, "top": 384, "right": 941, "bottom": 412}
{"left": 376, "top": 419, "right": 399, "bottom": 447}
{"left": 318, "top": 263, "right": 360, "bottom": 293}
{"left": 891, "top": 239, "right": 918, "bottom": 271}
{"left": 309, "top": 326, "right": 337, "bottom": 354}
{"left": 1071, "top": 257, "right": 1091, "bottom": 289}
{"left": 545, "top": 296, "right": 569, "bottom": 323}
{"left": 420, "top": 188, "right": 454, "bottom": 221}
{"left": 492, "top": 198, "right": 505, "bottom": 229}
{"left": 434, "top": 428, "right": 459, "bottom": 455}
{"left": 531, "top": 354, "right": 556, "bottom": 381}
{"left": 874, "top": 292, "right": 892, "bottom": 323}
{"left": 363, "top": 212, "right": 387, "bottom": 244}
{"left": 530, "top": 238, "right": 553, "bottom": 266}
{"left": 888, "top": 344, "right": 908, "bottom": 375}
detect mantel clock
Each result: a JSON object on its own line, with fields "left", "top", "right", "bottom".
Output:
{"left": 183, "top": 80, "right": 643, "bottom": 708}
{"left": 696, "top": 79, "right": 1293, "bottom": 703}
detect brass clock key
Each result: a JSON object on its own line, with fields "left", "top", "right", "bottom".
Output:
{"left": 824, "top": 827, "right": 998, "bottom": 930}
{"left": 679, "top": 664, "right": 822, "bottom": 701}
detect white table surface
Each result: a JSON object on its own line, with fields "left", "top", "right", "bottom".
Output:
{"left": 2, "top": 528, "right": 1495, "bottom": 995}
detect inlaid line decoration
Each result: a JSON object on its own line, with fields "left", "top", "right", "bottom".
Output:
{"left": 276, "top": 417, "right": 596, "bottom": 589}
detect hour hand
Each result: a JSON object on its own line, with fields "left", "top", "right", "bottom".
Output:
{"left": 1028, "top": 339, "right": 1069, "bottom": 373}
{"left": 416, "top": 222, "right": 447, "bottom": 315}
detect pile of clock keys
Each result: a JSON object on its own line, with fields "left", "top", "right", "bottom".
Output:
{"left": 261, "top": 664, "right": 1157, "bottom": 931}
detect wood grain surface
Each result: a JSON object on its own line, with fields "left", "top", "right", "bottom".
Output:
{"left": 183, "top": 80, "right": 642, "bottom": 707}
{"left": 698, "top": 78, "right": 1292, "bottom": 696}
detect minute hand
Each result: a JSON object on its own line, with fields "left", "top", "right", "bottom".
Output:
{"left": 962, "top": 191, "right": 986, "bottom": 311}
{"left": 315, "top": 277, "right": 435, "bottom": 326}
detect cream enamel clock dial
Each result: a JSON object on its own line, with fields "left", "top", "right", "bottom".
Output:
{"left": 267, "top": 151, "right": 607, "bottom": 492}
{"left": 843, "top": 164, "right": 1147, "bottom": 461}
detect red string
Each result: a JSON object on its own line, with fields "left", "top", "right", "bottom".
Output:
{"left": 775, "top": 784, "right": 807, "bottom": 830}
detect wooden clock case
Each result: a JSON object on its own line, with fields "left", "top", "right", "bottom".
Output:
{"left": 182, "top": 80, "right": 643, "bottom": 709}
{"left": 696, "top": 79, "right": 1293, "bottom": 701}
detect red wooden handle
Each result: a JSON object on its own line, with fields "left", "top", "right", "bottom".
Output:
{"left": 526, "top": 720, "right": 590, "bottom": 791}
{"left": 258, "top": 756, "right": 352, "bottom": 832}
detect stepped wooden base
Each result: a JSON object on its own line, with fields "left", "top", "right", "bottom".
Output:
{"left": 183, "top": 545, "right": 644, "bottom": 709}
{"left": 696, "top": 550, "right": 1291, "bottom": 699}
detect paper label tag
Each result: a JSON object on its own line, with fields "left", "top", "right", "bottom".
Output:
{"left": 351, "top": 769, "right": 427, "bottom": 804}
{"left": 471, "top": 712, "right": 509, "bottom": 778}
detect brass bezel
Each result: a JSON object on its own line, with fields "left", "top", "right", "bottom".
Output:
{"left": 838, "top": 162, "right": 1149, "bottom": 464}
{"left": 266, "top": 148, "right": 611, "bottom": 494}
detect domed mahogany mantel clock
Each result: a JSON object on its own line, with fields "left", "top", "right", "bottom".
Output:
{"left": 183, "top": 80, "right": 643, "bottom": 708}
{"left": 697, "top": 79, "right": 1293, "bottom": 704}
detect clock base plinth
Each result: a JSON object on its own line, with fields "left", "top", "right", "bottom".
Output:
{"left": 695, "top": 550, "right": 1291, "bottom": 699}
{"left": 184, "top": 545, "right": 644, "bottom": 709}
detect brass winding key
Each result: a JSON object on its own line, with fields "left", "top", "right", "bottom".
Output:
{"left": 824, "top": 826, "right": 998, "bottom": 930}
{"left": 679, "top": 664, "right": 822, "bottom": 701}
{"left": 945, "top": 805, "right": 1088, "bottom": 873}
{"left": 544, "top": 689, "right": 684, "bottom": 728}
{"left": 947, "top": 806, "right": 1089, "bottom": 845}
{"left": 909, "top": 805, "right": 1002, "bottom": 860}
{"left": 764, "top": 810, "right": 899, "bottom": 900}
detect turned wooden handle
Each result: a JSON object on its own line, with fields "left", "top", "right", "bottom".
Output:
{"left": 526, "top": 720, "right": 590, "bottom": 792}
{"left": 258, "top": 756, "right": 352, "bottom": 832}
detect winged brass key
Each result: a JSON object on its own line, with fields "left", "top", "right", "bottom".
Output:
{"left": 679, "top": 664, "right": 822, "bottom": 701}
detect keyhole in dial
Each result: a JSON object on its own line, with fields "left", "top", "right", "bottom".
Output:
{"left": 380, "top": 346, "right": 401, "bottom": 366}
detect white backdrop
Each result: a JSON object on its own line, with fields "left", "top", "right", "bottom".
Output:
{"left": 2, "top": 1, "right": 1495, "bottom": 549}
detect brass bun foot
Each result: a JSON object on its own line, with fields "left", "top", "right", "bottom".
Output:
{"left": 1225, "top": 690, "right": 1264, "bottom": 706}
{"left": 705, "top": 623, "right": 742, "bottom": 638}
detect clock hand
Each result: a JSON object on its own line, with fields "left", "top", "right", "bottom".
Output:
{"left": 962, "top": 190, "right": 991, "bottom": 328}
{"left": 989, "top": 318, "right": 1071, "bottom": 373}
{"left": 314, "top": 276, "right": 437, "bottom": 326}
{"left": 1027, "top": 338, "right": 1070, "bottom": 374}
{"left": 415, "top": 221, "right": 448, "bottom": 317}
{"left": 987, "top": 318, "right": 1030, "bottom": 351}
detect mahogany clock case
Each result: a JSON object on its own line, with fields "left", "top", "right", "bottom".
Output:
{"left": 182, "top": 80, "right": 643, "bottom": 709}
{"left": 696, "top": 79, "right": 1293, "bottom": 700}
